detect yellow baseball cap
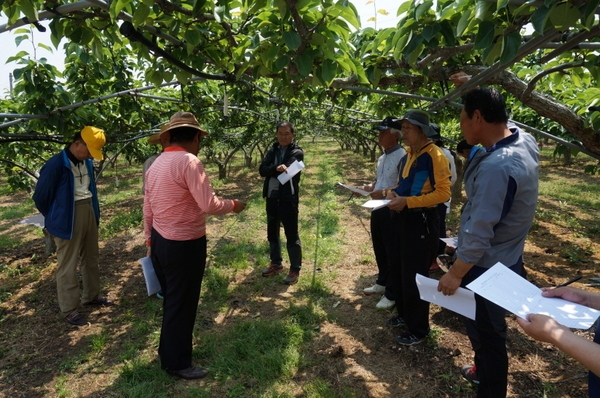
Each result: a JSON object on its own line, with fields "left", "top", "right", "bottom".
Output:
{"left": 80, "top": 126, "right": 106, "bottom": 160}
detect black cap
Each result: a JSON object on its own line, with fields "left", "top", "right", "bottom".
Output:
{"left": 374, "top": 116, "right": 402, "bottom": 131}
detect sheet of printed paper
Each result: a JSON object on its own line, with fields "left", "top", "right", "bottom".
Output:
{"left": 277, "top": 160, "right": 305, "bottom": 184}
{"left": 416, "top": 274, "right": 475, "bottom": 320}
{"left": 139, "top": 257, "right": 162, "bottom": 296}
{"left": 440, "top": 237, "right": 458, "bottom": 248}
{"left": 337, "top": 182, "right": 370, "bottom": 196}
{"left": 361, "top": 199, "right": 390, "bottom": 211}
{"left": 467, "top": 262, "right": 600, "bottom": 329}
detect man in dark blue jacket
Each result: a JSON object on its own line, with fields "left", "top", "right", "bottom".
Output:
{"left": 33, "top": 126, "right": 113, "bottom": 326}
{"left": 259, "top": 121, "right": 304, "bottom": 285}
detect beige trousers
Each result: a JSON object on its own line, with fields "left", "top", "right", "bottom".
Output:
{"left": 54, "top": 198, "right": 100, "bottom": 315}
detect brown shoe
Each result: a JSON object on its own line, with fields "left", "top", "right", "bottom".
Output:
{"left": 284, "top": 270, "right": 299, "bottom": 285}
{"left": 262, "top": 263, "right": 284, "bottom": 277}
{"left": 84, "top": 296, "right": 114, "bottom": 306}
{"left": 65, "top": 310, "right": 88, "bottom": 326}
{"left": 167, "top": 366, "right": 208, "bottom": 380}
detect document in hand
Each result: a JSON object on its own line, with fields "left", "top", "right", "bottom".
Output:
{"left": 361, "top": 199, "right": 390, "bottom": 211}
{"left": 466, "top": 262, "right": 600, "bottom": 329}
{"left": 337, "top": 182, "right": 370, "bottom": 196}
{"left": 416, "top": 274, "right": 476, "bottom": 320}
{"left": 139, "top": 256, "right": 162, "bottom": 296}
{"left": 277, "top": 160, "right": 305, "bottom": 184}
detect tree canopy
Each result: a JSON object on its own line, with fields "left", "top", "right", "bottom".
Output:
{"left": 1, "top": 0, "right": 599, "bottom": 186}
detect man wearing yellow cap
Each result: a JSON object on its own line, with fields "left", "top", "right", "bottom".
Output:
{"left": 33, "top": 126, "right": 113, "bottom": 326}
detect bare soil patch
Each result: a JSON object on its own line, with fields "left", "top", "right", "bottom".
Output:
{"left": 0, "top": 146, "right": 599, "bottom": 397}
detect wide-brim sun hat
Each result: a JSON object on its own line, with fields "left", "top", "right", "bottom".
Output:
{"left": 148, "top": 134, "right": 161, "bottom": 145}
{"left": 400, "top": 109, "right": 437, "bottom": 138}
{"left": 80, "top": 126, "right": 106, "bottom": 160}
{"left": 160, "top": 112, "right": 208, "bottom": 139}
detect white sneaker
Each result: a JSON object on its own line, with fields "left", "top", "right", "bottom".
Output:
{"left": 376, "top": 296, "right": 395, "bottom": 309}
{"left": 363, "top": 284, "right": 385, "bottom": 296}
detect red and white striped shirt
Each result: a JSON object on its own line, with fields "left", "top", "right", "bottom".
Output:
{"left": 143, "top": 147, "right": 235, "bottom": 242}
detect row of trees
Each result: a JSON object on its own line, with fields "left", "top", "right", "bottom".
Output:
{"left": 1, "top": 0, "right": 599, "bottom": 189}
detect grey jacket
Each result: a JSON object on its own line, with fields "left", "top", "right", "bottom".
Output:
{"left": 458, "top": 127, "right": 539, "bottom": 269}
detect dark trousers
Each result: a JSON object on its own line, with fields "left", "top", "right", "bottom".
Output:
{"left": 151, "top": 228, "right": 207, "bottom": 371}
{"left": 590, "top": 322, "right": 600, "bottom": 396}
{"left": 462, "top": 264, "right": 522, "bottom": 398}
{"left": 370, "top": 206, "right": 394, "bottom": 289}
{"left": 266, "top": 197, "right": 302, "bottom": 271}
{"left": 389, "top": 208, "right": 439, "bottom": 338}
{"left": 436, "top": 202, "right": 448, "bottom": 255}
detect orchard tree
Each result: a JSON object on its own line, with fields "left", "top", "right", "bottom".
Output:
{"left": 1, "top": 0, "right": 600, "bottom": 166}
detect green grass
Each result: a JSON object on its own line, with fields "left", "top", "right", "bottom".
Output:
{"left": 1, "top": 139, "right": 599, "bottom": 397}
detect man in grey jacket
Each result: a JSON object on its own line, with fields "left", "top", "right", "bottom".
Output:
{"left": 437, "top": 88, "right": 539, "bottom": 398}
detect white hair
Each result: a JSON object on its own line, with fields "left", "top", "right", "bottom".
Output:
{"left": 389, "top": 128, "right": 401, "bottom": 135}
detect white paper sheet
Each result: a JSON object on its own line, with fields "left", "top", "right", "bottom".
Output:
{"left": 416, "top": 274, "right": 476, "bottom": 320}
{"left": 361, "top": 199, "right": 390, "bottom": 211}
{"left": 337, "top": 182, "right": 370, "bottom": 196}
{"left": 277, "top": 160, "right": 305, "bottom": 184}
{"left": 441, "top": 237, "right": 458, "bottom": 249}
{"left": 19, "top": 213, "right": 45, "bottom": 228}
{"left": 467, "top": 262, "right": 600, "bottom": 329}
{"left": 139, "top": 257, "right": 162, "bottom": 296}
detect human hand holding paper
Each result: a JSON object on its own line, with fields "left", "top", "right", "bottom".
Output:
{"left": 466, "top": 263, "right": 600, "bottom": 329}
{"left": 277, "top": 160, "right": 305, "bottom": 184}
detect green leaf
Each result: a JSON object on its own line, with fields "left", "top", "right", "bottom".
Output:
{"left": 483, "top": 39, "right": 502, "bottom": 65}
{"left": 320, "top": 58, "right": 337, "bottom": 84}
{"left": 549, "top": 3, "right": 580, "bottom": 29}
{"left": 497, "top": 0, "right": 509, "bottom": 9}
{"left": 456, "top": 8, "right": 472, "bottom": 37}
{"left": 336, "top": 4, "right": 360, "bottom": 30}
{"left": 15, "top": 35, "right": 28, "bottom": 47}
{"left": 531, "top": 5, "right": 550, "bottom": 34}
{"left": 38, "top": 43, "right": 53, "bottom": 52}
{"left": 113, "top": 0, "right": 132, "bottom": 19}
{"left": 474, "top": 1, "right": 493, "bottom": 21}
{"left": 6, "top": 51, "right": 29, "bottom": 63}
{"left": 192, "top": 0, "right": 207, "bottom": 17}
{"left": 274, "top": 54, "right": 291, "bottom": 70}
{"left": 13, "top": 28, "right": 30, "bottom": 34}
{"left": 500, "top": 30, "right": 521, "bottom": 66}
{"left": 415, "top": 1, "right": 433, "bottom": 20}
{"left": 19, "top": 0, "right": 39, "bottom": 23}
{"left": 132, "top": 4, "right": 150, "bottom": 28}
{"left": 294, "top": 53, "right": 313, "bottom": 77}
{"left": 473, "top": 20, "right": 495, "bottom": 50}
{"left": 439, "top": 20, "right": 456, "bottom": 46}
{"left": 583, "top": 0, "right": 600, "bottom": 25}
{"left": 283, "top": 31, "right": 302, "bottom": 51}
{"left": 184, "top": 28, "right": 202, "bottom": 46}
{"left": 422, "top": 23, "right": 441, "bottom": 42}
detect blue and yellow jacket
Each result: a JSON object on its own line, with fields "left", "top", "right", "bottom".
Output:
{"left": 394, "top": 141, "right": 451, "bottom": 209}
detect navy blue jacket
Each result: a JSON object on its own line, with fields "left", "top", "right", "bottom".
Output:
{"left": 33, "top": 149, "right": 100, "bottom": 240}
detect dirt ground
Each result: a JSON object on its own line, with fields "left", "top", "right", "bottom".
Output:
{"left": 0, "top": 148, "right": 599, "bottom": 397}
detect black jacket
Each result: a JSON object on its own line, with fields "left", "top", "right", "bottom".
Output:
{"left": 259, "top": 141, "right": 304, "bottom": 199}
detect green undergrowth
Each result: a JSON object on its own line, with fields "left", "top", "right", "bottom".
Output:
{"left": 1, "top": 139, "right": 599, "bottom": 397}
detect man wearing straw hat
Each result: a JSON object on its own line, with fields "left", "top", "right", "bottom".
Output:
{"left": 144, "top": 111, "right": 246, "bottom": 380}
{"left": 33, "top": 126, "right": 113, "bottom": 326}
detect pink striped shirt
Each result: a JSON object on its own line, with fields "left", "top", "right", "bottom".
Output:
{"left": 143, "top": 147, "right": 235, "bottom": 242}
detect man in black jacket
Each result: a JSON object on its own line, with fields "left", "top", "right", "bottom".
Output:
{"left": 259, "top": 121, "right": 304, "bottom": 285}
